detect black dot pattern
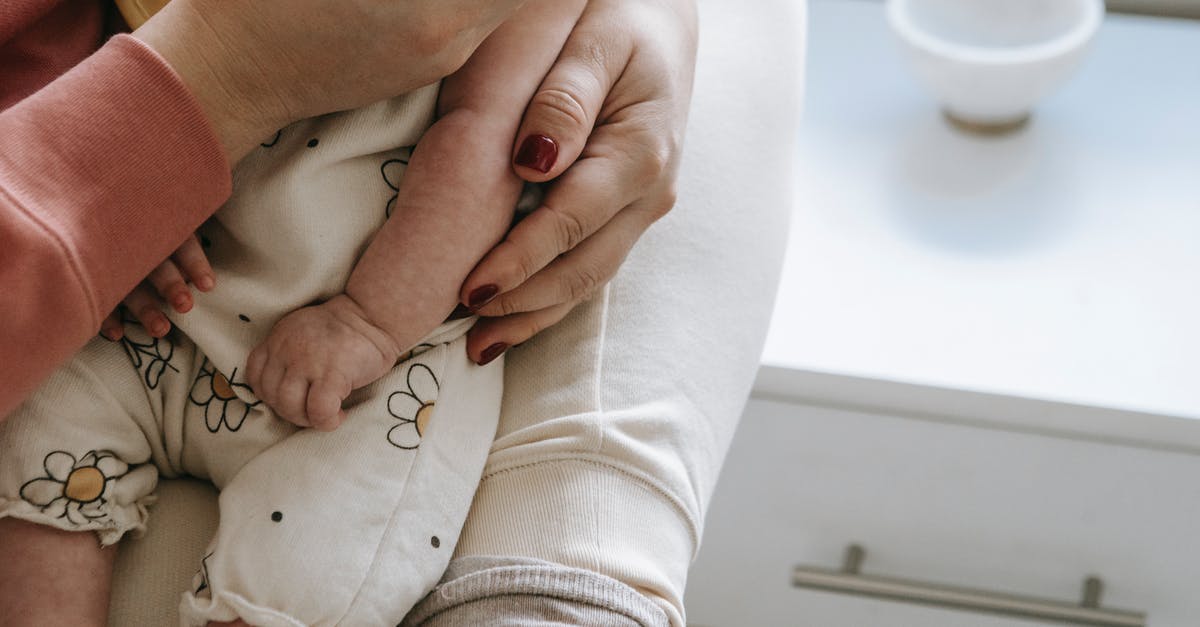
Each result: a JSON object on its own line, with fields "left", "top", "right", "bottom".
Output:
{"left": 271, "top": 511, "right": 283, "bottom": 522}
{"left": 307, "top": 138, "right": 319, "bottom": 148}
{"left": 238, "top": 314, "right": 251, "bottom": 322}
{"left": 430, "top": 536, "right": 440, "bottom": 548}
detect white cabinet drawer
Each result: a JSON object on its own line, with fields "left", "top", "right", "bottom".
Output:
{"left": 685, "top": 398, "right": 1200, "bottom": 626}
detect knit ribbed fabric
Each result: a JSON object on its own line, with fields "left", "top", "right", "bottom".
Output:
{"left": 0, "top": 0, "right": 104, "bottom": 111}
{"left": 455, "top": 457, "right": 695, "bottom": 626}
{"left": 0, "top": 33, "right": 230, "bottom": 325}
{"left": 0, "top": 31, "right": 230, "bottom": 417}
{"left": 403, "top": 556, "right": 668, "bottom": 626}
{"left": 448, "top": 1, "right": 805, "bottom": 622}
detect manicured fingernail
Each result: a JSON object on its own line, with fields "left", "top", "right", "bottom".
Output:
{"left": 515, "top": 134, "right": 557, "bottom": 173}
{"left": 195, "top": 275, "right": 215, "bottom": 291}
{"left": 468, "top": 284, "right": 499, "bottom": 311}
{"left": 479, "top": 342, "right": 508, "bottom": 365}
{"left": 447, "top": 303, "right": 473, "bottom": 320}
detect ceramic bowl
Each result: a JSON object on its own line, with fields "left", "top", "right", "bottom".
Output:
{"left": 887, "top": 0, "right": 1103, "bottom": 130}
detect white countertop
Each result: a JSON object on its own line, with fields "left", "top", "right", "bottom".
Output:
{"left": 759, "top": 1, "right": 1200, "bottom": 442}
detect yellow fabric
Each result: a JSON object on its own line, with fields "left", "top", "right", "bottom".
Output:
{"left": 114, "top": 0, "right": 171, "bottom": 29}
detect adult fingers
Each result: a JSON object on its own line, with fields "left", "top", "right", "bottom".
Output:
{"left": 473, "top": 196, "right": 657, "bottom": 317}
{"left": 465, "top": 300, "right": 577, "bottom": 365}
{"left": 171, "top": 234, "right": 216, "bottom": 292}
{"left": 122, "top": 283, "right": 171, "bottom": 337}
{"left": 510, "top": 15, "right": 631, "bottom": 181}
{"left": 462, "top": 150, "right": 642, "bottom": 310}
{"left": 146, "top": 259, "right": 193, "bottom": 314}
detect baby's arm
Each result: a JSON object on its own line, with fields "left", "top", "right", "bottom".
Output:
{"left": 246, "top": 0, "right": 586, "bottom": 430}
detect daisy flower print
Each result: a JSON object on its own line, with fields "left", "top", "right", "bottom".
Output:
{"left": 19, "top": 450, "right": 129, "bottom": 526}
{"left": 190, "top": 363, "right": 261, "bottom": 433}
{"left": 387, "top": 362, "right": 440, "bottom": 449}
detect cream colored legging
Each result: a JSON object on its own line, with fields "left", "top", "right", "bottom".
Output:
{"left": 109, "top": 1, "right": 805, "bottom": 624}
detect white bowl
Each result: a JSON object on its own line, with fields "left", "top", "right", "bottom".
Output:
{"left": 887, "top": 0, "right": 1103, "bottom": 129}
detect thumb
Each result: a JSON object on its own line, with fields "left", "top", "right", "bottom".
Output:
{"left": 511, "top": 22, "right": 631, "bottom": 182}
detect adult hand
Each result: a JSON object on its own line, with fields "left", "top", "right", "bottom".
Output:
{"left": 458, "top": 0, "right": 699, "bottom": 364}
{"left": 133, "top": 0, "right": 528, "bottom": 162}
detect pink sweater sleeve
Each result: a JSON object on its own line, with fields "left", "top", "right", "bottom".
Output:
{"left": 0, "top": 34, "right": 232, "bottom": 417}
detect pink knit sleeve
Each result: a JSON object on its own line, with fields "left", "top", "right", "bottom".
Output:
{"left": 0, "top": 34, "right": 232, "bottom": 417}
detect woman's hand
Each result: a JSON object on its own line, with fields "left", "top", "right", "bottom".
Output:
{"left": 134, "top": 0, "right": 529, "bottom": 161}
{"left": 458, "top": 0, "right": 699, "bottom": 364}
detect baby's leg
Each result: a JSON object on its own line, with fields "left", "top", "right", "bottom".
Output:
{"left": 0, "top": 330, "right": 176, "bottom": 625}
{"left": 180, "top": 326, "right": 502, "bottom": 626}
{"left": 0, "top": 519, "right": 117, "bottom": 625}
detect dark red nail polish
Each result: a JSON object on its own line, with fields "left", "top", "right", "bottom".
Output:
{"left": 468, "top": 284, "right": 499, "bottom": 311}
{"left": 479, "top": 342, "right": 509, "bottom": 365}
{"left": 515, "top": 134, "right": 557, "bottom": 173}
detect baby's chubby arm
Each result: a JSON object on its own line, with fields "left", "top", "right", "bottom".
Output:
{"left": 245, "top": 0, "right": 587, "bottom": 430}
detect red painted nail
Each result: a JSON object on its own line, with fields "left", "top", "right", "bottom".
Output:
{"left": 515, "top": 134, "right": 557, "bottom": 173}
{"left": 468, "top": 284, "right": 499, "bottom": 311}
{"left": 479, "top": 342, "right": 509, "bottom": 366}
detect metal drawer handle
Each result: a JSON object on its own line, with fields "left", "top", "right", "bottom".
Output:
{"left": 792, "top": 545, "right": 1146, "bottom": 627}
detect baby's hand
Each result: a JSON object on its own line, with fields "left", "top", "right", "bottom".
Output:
{"left": 100, "top": 234, "right": 215, "bottom": 340}
{"left": 245, "top": 294, "right": 402, "bottom": 431}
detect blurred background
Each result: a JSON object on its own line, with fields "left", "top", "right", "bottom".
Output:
{"left": 1107, "top": 0, "right": 1200, "bottom": 18}
{"left": 685, "top": 1, "right": 1200, "bottom": 626}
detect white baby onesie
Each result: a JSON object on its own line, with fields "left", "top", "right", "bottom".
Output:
{"left": 0, "top": 85, "right": 504, "bottom": 626}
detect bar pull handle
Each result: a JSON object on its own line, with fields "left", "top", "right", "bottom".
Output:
{"left": 792, "top": 544, "right": 1146, "bottom": 627}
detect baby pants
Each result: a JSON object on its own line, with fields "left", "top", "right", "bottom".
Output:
{"left": 0, "top": 79, "right": 500, "bottom": 624}
{"left": 0, "top": 315, "right": 501, "bottom": 626}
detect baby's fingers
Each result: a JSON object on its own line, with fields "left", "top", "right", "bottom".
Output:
{"left": 245, "top": 345, "right": 267, "bottom": 398}
{"left": 100, "top": 310, "right": 124, "bottom": 341}
{"left": 253, "top": 352, "right": 286, "bottom": 418}
{"left": 274, "top": 371, "right": 312, "bottom": 428}
{"left": 122, "top": 283, "right": 172, "bottom": 337}
{"left": 147, "top": 259, "right": 194, "bottom": 314}
{"left": 307, "top": 373, "right": 350, "bottom": 432}
{"left": 172, "top": 234, "right": 215, "bottom": 292}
